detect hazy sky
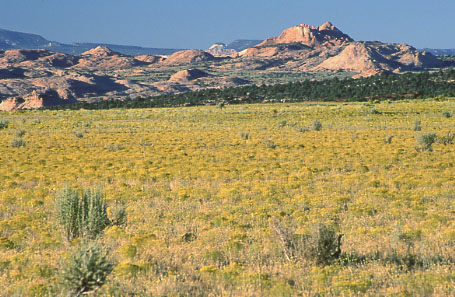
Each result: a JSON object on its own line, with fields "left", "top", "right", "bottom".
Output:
{"left": 1, "top": 0, "right": 453, "bottom": 49}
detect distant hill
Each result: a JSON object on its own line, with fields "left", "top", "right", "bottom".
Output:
{"left": 46, "top": 42, "right": 180, "bottom": 56}
{"left": 226, "top": 39, "right": 262, "bottom": 51}
{"left": 0, "top": 28, "right": 49, "bottom": 49}
{"left": 421, "top": 48, "right": 455, "bottom": 56}
{"left": 0, "top": 28, "right": 181, "bottom": 56}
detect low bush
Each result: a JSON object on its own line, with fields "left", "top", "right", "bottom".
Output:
{"left": 61, "top": 242, "right": 115, "bottom": 296}
{"left": 272, "top": 221, "right": 343, "bottom": 266}
{"left": 56, "top": 187, "right": 110, "bottom": 240}
{"left": 416, "top": 133, "right": 437, "bottom": 152}
{"left": 10, "top": 138, "right": 25, "bottom": 148}
{"left": 413, "top": 120, "right": 422, "bottom": 131}
{"left": 312, "top": 119, "right": 322, "bottom": 131}
{"left": 0, "top": 120, "right": 9, "bottom": 129}
{"left": 16, "top": 129, "right": 26, "bottom": 137}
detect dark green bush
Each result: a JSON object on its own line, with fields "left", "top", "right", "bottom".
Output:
{"left": 442, "top": 111, "right": 452, "bottom": 118}
{"left": 0, "top": 120, "right": 9, "bottom": 129}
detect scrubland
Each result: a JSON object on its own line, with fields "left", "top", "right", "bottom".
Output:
{"left": 1, "top": 99, "right": 455, "bottom": 296}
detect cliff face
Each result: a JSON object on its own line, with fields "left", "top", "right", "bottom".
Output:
{"left": 0, "top": 90, "right": 76, "bottom": 111}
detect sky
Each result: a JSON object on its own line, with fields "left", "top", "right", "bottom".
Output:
{"left": 0, "top": 0, "right": 454, "bottom": 49}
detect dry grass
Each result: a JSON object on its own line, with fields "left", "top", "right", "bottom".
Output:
{"left": 0, "top": 99, "right": 455, "bottom": 295}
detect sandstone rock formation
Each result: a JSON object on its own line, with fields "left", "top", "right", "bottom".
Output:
{"left": 169, "top": 69, "right": 210, "bottom": 82}
{"left": 0, "top": 89, "right": 76, "bottom": 111}
{"left": 163, "top": 50, "right": 216, "bottom": 65}
{"left": 135, "top": 54, "right": 165, "bottom": 64}
{"left": 257, "top": 22, "right": 353, "bottom": 48}
{"left": 314, "top": 41, "right": 444, "bottom": 74}
{"left": 206, "top": 43, "right": 237, "bottom": 56}
{"left": 75, "top": 46, "right": 146, "bottom": 70}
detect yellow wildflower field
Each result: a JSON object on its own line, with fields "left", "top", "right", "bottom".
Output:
{"left": 1, "top": 99, "right": 455, "bottom": 296}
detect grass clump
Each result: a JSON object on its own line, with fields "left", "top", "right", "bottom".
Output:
{"left": 413, "top": 120, "right": 422, "bottom": 131}
{"left": 0, "top": 120, "right": 9, "bottom": 129}
{"left": 10, "top": 138, "right": 25, "bottom": 148}
{"left": 416, "top": 133, "right": 437, "bottom": 152}
{"left": 442, "top": 111, "right": 452, "bottom": 118}
{"left": 61, "top": 242, "right": 115, "bottom": 296}
{"left": 56, "top": 187, "right": 110, "bottom": 240}
{"left": 272, "top": 221, "right": 343, "bottom": 266}
{"left": 16, "top": 129, "right": 26, "bottom": 137}
{"left": 312, "top": 119, "right": 322, "bottom": 131}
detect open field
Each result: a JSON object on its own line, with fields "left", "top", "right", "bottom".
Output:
{"left": 1, "top": 99, "right": 455, "bottom": 296}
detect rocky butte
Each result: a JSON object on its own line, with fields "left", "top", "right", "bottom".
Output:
{"left": 257, "top": 21, "right": 353, "bottom": 48}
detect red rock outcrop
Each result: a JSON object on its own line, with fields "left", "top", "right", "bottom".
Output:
{"left": 74, "top": 46, "right": 145, "bottom": 70}
{"left": 163, "top": 50, "right": 216, "bottom": 65}
{"left": 169, "top": 69, "right": 210, "bottom": 82}
{"left": 206, "top": 43, "right": 237, "bottom": 57}
{"left": 0, "top": 89, "right": 76, "bottom": 111}
{"left": 257, "top": 22, "right": 353, "bottom": 48}
{"left": 135, "top": 55, "right": 165, "bottom": 64}
{"left": 314, "top": 41, "right": 444, "bottom": 76}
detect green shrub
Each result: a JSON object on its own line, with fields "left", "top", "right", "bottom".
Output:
{"left": 264, "top": 139, "right": 276, "bottom": 149}
{"left": 278, "top": 120, "right": 287, "bottom": 128}
{"left": 368, "top": 108, "right": 380, "bottom": 115}
{"left": 413, "top": 120, "right": 422, "bottom": 131}
{"left": 56, "top": 187, "right": 110, "bottom": 240}
{"left": 109, "top": 203, "right": 127, "bottom": 226}
{"left": 312, "top": 119, "right": 322, "bottom": 131}
{"left": 437, "top": 132, "right": 455, "bottom": 145}
{"left": 10, "top": 138, "right": 26, "bottom": 148}
{"left": 0, "top": 120, "right": 9, "bottom": 129}
{"left": 16, "top": 129, "right": 26, "bottom": 137}
{"left": 443, "top": 111, "right": 452, "bottom": 118}
{"left": 107, "top": 143, "right": 125, "bottom": 152}
{"left": 416, "top": 133, "right": 437, "bottom": 152}
{"left": 61, "top": 242, "right": 115, "bottom": 296}
{"left": 306, "top": 224, "right": 343, "bottom": 266}
{"left": 271, "top": 221, "right": 343, "bottom": 266}
{"left": 240, "top": 131, "right": 251, "bottom": 140}
{"left": 297, "top": 126, "right": 309, "bottom": 133}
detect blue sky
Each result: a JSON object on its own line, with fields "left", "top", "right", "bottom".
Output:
{"left": 1, "top": 0, "right": 453, "bottom": 49}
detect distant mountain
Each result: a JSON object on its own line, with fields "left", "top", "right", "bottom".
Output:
{"left": 0, "top": 28, "right": 181, "bottom": 56}
{"left": 226, "top": 40, "right": 262, "bottom": 51}
{"left": 421, "top": 48, "right": 455, "bottom": 56}
{"left": 0, "top": 28, "right": 49, "bottom": 49}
